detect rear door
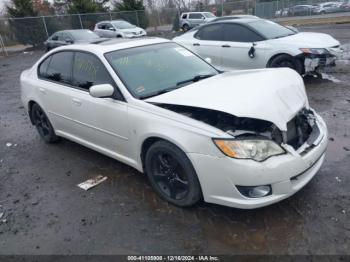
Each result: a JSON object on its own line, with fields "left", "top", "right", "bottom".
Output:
{"left": 95, "top": 23, "right": 115, "bottom": 38}
{"left": 50, "top": 32, "right": 64, "bottom": 48}
{"left": 188, "top": 13, "right": 205, "bottom": 27}
{"left": 191, "top": 23, "right": 224, "bottom": 68}
{"left": 36, "top": 51, "right": 76, "bottom": 134}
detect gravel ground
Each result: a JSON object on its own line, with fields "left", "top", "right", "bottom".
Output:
{"left": 0, "top": 24, "right": 349, "bottom": 255}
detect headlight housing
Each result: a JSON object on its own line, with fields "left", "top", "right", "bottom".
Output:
{"left": 213, "top": 139, "right": 285, "bottom": 162}
{"left": 299, "top": 48, "right": 329, "bottom": 55}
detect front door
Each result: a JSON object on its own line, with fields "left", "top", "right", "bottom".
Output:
{"left": 220, "top": 23, "right": 268, "bottom": 69}
{"left": 69, "top": 51, "right": 130, "bottom": 158}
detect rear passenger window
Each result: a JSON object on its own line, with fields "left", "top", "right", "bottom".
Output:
{"left": 38, "top": 56, "right": 52, "bottom": 78}
{"left": 195, "top": 24, "right": 224, "bottom": 41}
{"left": 189, "top": 13, "right": 203, "bottom": 19}
{"left": 46, "top": 52, "right": 73, "bottom": 84}
{"left": 72, "top": 52, "right": 114, "bottom": 90}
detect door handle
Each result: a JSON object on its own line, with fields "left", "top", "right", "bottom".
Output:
{"left": 222, "top": 44, "right": 230, "bottom": 48}
{"left": 72, "top": 98, "right": 82, "bottom": 106}
{"left": 193, "top": 43, "right": 200, "bottom": 46}
{"left": 39, "top": 87, "right": 46, "bottom": 94}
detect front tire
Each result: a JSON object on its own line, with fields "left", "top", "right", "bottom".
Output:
{"left": 31, "top": 103, "right": 59, "bottom": 143}
{"left": 268, "top": 54, "right": 303, "bottom": 75}
{"left": 145, "top": 141, "right": 202, "bottom": 207}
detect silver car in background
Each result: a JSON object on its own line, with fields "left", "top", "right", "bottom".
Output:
{"left": 313, "top": 2, "right": 343, "bottom": 14}
{"left": 94, "top": 20, "right": 147, "bottom": 38}
{"left": 179, "top": 12, "right": 216, "bottom": 31}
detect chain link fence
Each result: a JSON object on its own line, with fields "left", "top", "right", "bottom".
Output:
{"left": 0, "top": 10, "right": 148, "bottom": 53}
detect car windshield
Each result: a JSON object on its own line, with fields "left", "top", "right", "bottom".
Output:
{"left": 203, "top": 12, "right": 215, "bottom": 18}
{"left": 71, "top": 30, "right": 100, "bottom": 40}
{"left": 105, "top": 42, "right": 218, "bottom": 99}
{"left": 248, "top": 20, "right": 296, "bottom": 39}
{"left": 112, "top": 21, "right": 136, "bottom": 29}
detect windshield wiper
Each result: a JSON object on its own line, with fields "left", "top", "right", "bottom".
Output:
{"left": 176, "top": 74, "right": 215, "bottom": 86}
{"left": 139, "top": 74, "right": 216, "bottom": 100}
{"left": 139, "top": 86, "right": 180, "bottom": 100}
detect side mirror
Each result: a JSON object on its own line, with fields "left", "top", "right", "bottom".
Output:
{"left": 65, "top": 38, "right": 73, "bottom": 44}
{"left": 205, "top": 57, "right": 212, "bottom": 64}
{"left": 108, "top": 27, "right": 116, "bottom": 31}
{"left": 89, "top": 84, "right": 114, "bottom": 98}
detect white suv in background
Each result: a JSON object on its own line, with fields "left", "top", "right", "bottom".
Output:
{"left": 179, "top": 12, "right": 216, "bottom": 31}
{"left": 94, "top": 20, "right": 146, "bottom": 38}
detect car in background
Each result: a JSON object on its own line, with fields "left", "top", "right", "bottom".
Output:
{"left": 44, "top": 29, "right": 102, "bottom": 51}
{"left": 288, "top": 5, "right": 314, "bottom": 16}
{"left": 340, "top": 0, "right": 350, "bottom": 11}
{"left": 179, "top": 12, "right": 216, "bottom": 31}
{"left": 210, "top": 15, "right": 259, "bottom": 22}
{"left": 94, "top": 20, "right": 146, "bottom": 38}
{"left": 312, "top": 2, "right": 343, "bottom": 14}
{"left": 173, "top": 18, "right": 341, "bottom": 75}
{"left": 275, "top": 8, "right": 289, "bottom": 17}
{"left": 21, "top": 38, "right": 328, "bottom": 209}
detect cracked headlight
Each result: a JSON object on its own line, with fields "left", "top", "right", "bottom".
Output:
{"left": 299, "top": 48, "right": 329, "bottom": 55}
{"left": 213, "top": 139, "right": 285, "bottom": 162}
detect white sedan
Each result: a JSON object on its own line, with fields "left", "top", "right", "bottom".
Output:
{"left": 20, "top": 38, "right": 328, "bottom": 209}
{"left": 173, "top": 18, "right": 341, "bottom": 74}
{"left": 94, "top": 20, "right": 147, "bottom": 38}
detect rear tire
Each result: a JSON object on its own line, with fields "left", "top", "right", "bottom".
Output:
{"left": 31, "top": 103, "right": 59, "bottom": 143}
{"left": 182, "top": 24, "right": 190, "bottom": 32}
{"left": 145, "top": 140, "right": 202, "bottom": 207}
{"left": 268, "top": 54, "right": 303, "bottom": 75}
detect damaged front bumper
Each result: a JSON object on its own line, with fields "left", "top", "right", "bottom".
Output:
{"left": 187, "top": 112, "right": 328, "bottom": 209}
{"left": 298, "top": 46, "right": 343, "bottom": 73}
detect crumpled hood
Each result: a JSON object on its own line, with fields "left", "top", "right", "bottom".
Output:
{"left": 146, "top": 68, "right": 308, "bottom": 131}
{"left": 272, "top": 32, "right": 339, "bottom": 48}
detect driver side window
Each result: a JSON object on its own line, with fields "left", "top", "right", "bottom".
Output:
{"left": 223, "top": 24, "right": 263, "bottom": 42}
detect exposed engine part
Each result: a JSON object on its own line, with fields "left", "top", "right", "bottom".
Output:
{"left": 285, "top": 108, "right": 315, "bottom": 149}
{"left": 156, "top": 104, "right": 284, "bottom": 144}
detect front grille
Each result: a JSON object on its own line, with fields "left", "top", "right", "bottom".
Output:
{"left": 286, "top": 109, "right": 314, "bottom": 150}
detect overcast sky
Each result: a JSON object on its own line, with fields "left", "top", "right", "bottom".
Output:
{"left": 0, "top": 0, "right": 10, "bottom": 14}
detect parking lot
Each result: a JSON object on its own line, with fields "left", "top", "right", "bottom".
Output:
{"left": 0, "top": 24, "right": 350, "bottom": 255}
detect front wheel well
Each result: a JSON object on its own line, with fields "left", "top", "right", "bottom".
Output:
{"left": 266, "top": 53, "right": 293, "bottom": 67}
{"left": 267, "top": 53, "right": 305, "bottom": 74}
{"left": 28, "top": 100, "right": 37, "bottom": 124}
{"left": 141, "top": 137, "right": 164, "bottom": 170}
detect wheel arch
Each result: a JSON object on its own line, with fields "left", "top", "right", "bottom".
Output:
{"left": 266, "top": 52, "right": 305, "bottom": 74}
{"left": 28, "top": 100, "right": 39, "bottom": 125}
{"left": 140, "top": 136, "right": 189, "bottom": 171}
{"left": 266, "top": 52, "right": 294, "bottom": 67}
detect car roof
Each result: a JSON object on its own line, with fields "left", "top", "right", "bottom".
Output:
{"left": 215, "top": 18, "right": 263, "bottom": 24}
{"left": 212, "top": 15, "right": 259, "bottom": 20}
{"left": 60, "top": 29, "right": 92, "bottom": 33}
{"left": 97, "top": 20, "right": 125, "bottom": 24}
{"left": 53, "top": 37, "right": 170, "bottom": 55}
{"left": 181, "top": 11, "right": 211, "bottom": 14}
